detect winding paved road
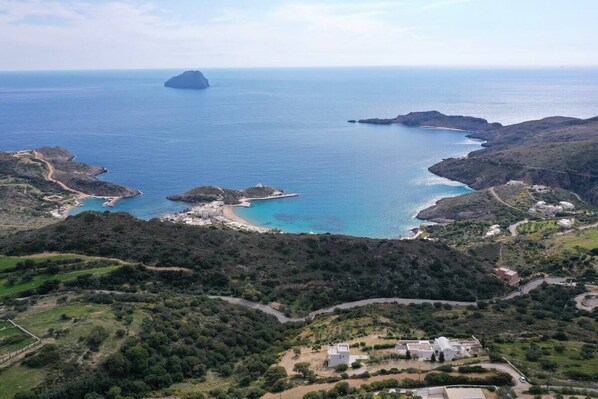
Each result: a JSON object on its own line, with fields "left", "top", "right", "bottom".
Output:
{"left": 210, "top": 276, "right": 569, "bottom": 323}
{"left": 508, "top": 219, "right": 528, "bottom": 236}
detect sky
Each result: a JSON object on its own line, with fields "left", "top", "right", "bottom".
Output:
{"left": 1, "top": 0, "right": 597, "bottom": 70}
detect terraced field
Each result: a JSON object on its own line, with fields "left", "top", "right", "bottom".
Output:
{"left": 0, "top": 254, "right": 124, "bottom": 297}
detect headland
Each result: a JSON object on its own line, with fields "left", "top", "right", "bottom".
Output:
{"left": 163, "top": 184, "right": 298, "bottom": 232}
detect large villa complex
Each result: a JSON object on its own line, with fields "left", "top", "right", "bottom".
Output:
{"left": 327, "top": 336, "right": 483, "bottom": 367}
{"left": 394, "top": 336, "right": 483, "bottom": 361}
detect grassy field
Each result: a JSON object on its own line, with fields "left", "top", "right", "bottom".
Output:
{"left": 0, "top": 320, "right": 36, "bottom": 356}
{"left": 0, "top": 265, "right": 119, "bottom": 297}
{"left": 557, "top": 227, "right": 598, "bottom": 250}
{"left": 0, "top": 253, "right": 117, "bottom": 271}
{"left": 517, "top": 219, "right": 560, "bottom": 235}
{"left": 0, "top": 297, "right": 148, "bottom": 396}
{"left": 169, "top": 373, "right": 233, "bottom": 397}
{"left": 14, "top": 300, "right": 144, "bottom": 349}
{"left": 496, "top": 339, "right": 598, "bottom": 386}
{"left": 0, "top": 254, "right": 124, "bottom": 297}
{"left": 0, "top": 365, "right": 46, "bottom": 399}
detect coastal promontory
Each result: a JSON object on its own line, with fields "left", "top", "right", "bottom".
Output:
{"left": 167, "top": 184, "right": 286, "bottom": 205}
{"left": 164, "top": 70, "right": 210, "bottom": 90}
{"left": 0, "top": 146, "right": 140, "bottom": 234}
{"left": 356, "top": 111, "right": 598, "bottom": 205}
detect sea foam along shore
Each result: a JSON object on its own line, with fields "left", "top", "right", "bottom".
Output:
{"left": 406, "top": 128, "right": 485, "bottom": 239}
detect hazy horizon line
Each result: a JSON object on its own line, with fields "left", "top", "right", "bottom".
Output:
{"left": 2, "top": 64, "right": 598, "bottom": 73}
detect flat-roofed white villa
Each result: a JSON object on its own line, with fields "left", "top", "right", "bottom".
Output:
{"left": 326, "top": 343, "right": 369, "bottom": 367}
{"left": 388, "top": 387, "right": 487, "bottom": 399}
{"left": 395, "top": 336, "right": 482, "bottom": 361}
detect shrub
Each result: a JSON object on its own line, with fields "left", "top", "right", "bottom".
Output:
{"left": 335, "top": 363, "right": 348, "bottom": 372}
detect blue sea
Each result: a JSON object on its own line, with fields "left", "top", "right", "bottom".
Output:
{"left": 2, "top": 67, "right": 598, "bottom": 238}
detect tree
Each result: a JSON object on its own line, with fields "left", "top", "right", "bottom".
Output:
{"left": 333, "top": 381, "right": 351, "bottom": 396}
{"left": 351, "top": 361, "right": 362, "bottom": 369}
{"left": 439, "top": 352, "right": 445, "bottom": 363}
{"left": 86, "top": 325, "right": 109, "bottom": 351}
{"left": 106, "top": 386, "right": 122, "bottom": 399}
{"left": 335, "top": 363, "right": 348, "bottom": 372}
{"left": 431, "top": 353, "right": 436, "bottom": 362}
{"left": 526, "top": 344, "right": 542, "bottom": 362}
{"left": 406, "top": 349, "right": 412, "bottom": 360}
{"left": 293, "top": 362, "right": 311, "bottom": 378}
{"left": 497, "top": 387, "right": 517, "bottom": 399}
{"left": 292, "top": 346, "right": 301, "bottom": 357}
{"left": 271, "top": 378, "right": 287, "bottom": 393}
{"left": 263, "top": 366, "right": 287, "bottom": 387}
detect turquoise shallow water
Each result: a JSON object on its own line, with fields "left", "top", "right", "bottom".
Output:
{"left": 1, "top": 67, "right": 598, "bottom": 237}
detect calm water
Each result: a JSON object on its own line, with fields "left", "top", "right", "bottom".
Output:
{"left": 1, "top": 67, "right": 598, "bottom": 238}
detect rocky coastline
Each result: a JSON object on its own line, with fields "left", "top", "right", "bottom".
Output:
{"left": 355, "top": 111, "right": 598, "bottom": 206}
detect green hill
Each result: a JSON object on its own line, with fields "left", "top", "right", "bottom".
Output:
{"left": 0, "top": 212, "right": 506, "bottom": 313}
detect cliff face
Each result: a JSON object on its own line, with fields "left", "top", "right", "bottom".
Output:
{"left": 164, "top": 70, "right": 210, "bottom": 90}
{"left": 356, "top": 111, "right": 598, "bottom": 205}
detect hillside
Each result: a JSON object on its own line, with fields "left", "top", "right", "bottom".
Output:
{"left": 417, "top": 182, "right": 591, "bottom": 224}
{"left": 357, "top": 111, "right": 598, "bottom": 204}
{"left": 34, "top": 147, "right": 140, "bottom": 198}
{"left": 0, "top": 147, "right": 140, "bottom": 235}
{"left": 0, "top": 212, "right": 506, "bottom": 312}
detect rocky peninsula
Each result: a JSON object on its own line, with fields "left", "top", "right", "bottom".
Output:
{"left": 164, "top": 70, "right": 210, "bottom": 90}
{"left": 164, "top": 184, "right": 297, "bottom": 232}
{"left": 0, "top": 147, "right": 140, "bottom": 235}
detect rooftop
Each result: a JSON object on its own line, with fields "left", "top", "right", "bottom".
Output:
{"left": 445, "top": 387, "right": 486, "bottom": 399}
{"left": 328, "top": 343, "right": 350, "bottom": 355}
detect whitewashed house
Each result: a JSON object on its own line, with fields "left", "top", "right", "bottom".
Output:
{"left": 326, "top": 343, "right": 368, "bottom": 368}
{"left": 327, "top": 343, "right": 351, "bottom": 367}
{"left": 558, "top": 218, "right": 574, "bottom": 228}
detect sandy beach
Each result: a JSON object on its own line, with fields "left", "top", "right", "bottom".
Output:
{"left": 163, "top": 192, "right": 298, "bottom": 233}
{"left": 222, "top": 193, "right": 299, "bottom": 231}
{"left": 222, "top": 204, "right": 270, "bottom": 232}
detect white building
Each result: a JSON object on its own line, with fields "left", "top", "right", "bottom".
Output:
{"left": 558, "top": 218, "right": 574, "bottom": 228}
{"left": 413, "top": 387, "right": 487, "bottom": 399}
{"left": 327, "top": 343, "right": 351, "bottom": 367}
{"left": 485, "top": 224, "right": 501, "bottom": 238}
{"left": 395, "top": 336, "right": 482, "bottom": 361}
{"left": 326, "top": 343, "right": 368, "bottom": 368}
{"left": 434, "top": 337, "right": 456, "bottom": 361}
{"left": 395, "top": 340, "right": 434, "bottom": 360}
{"left": 444, "top": 388, "right": 486, "bottom": 399}
{"left": 559, "top": 201, "right": 575, "bottom": 210}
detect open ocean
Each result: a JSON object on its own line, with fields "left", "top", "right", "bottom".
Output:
{"left": 1, "top": 67, "right": 598, "bottom": 238}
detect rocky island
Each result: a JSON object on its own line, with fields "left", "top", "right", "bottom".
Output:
{"left": 164, "top": 184, "right": 297, "bottom": 232}
{"left": 164, "top": 70, "right": 210, "bottom": 90}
